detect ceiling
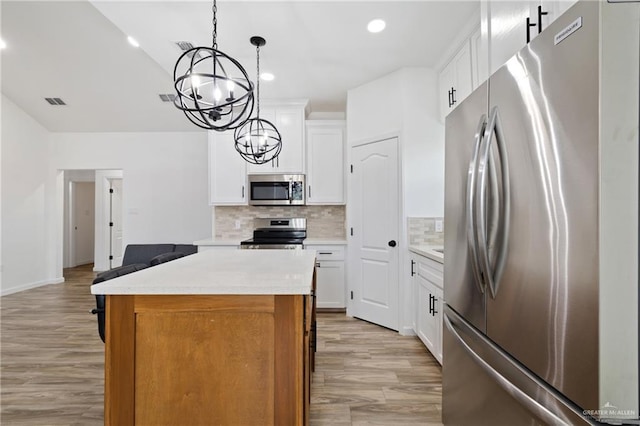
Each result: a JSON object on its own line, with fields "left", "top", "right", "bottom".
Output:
{"left": 1, "top": 1, "right": 479, "bottom": 133}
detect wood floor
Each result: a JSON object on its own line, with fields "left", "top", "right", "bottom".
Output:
{"left": 1, "top": 264, "right": 442, "bottom": 425}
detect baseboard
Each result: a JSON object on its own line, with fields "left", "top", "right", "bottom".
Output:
{"left": 400, "top": 326, "right": 417, "bottom": 337}
{"left": 1, "top": 277, "right": 65, "bottom": 297}
{"left": 316, "top": 308, "right": 347, "bottom": 314}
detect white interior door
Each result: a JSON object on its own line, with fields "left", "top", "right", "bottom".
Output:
{"left": 73, "top": 182, "right": 95, "bottom": 266}
{"left": 109, "top": 179, "right": 123, "bottom": 268}
{"left": 350, "top": 137, "right": 400, "bottom": 330}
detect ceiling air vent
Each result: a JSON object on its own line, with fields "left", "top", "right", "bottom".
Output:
{"left": 159, "top": 94, "right": 176, "bottom": 103}
{"left": 175, "top": 41, "right": 195, "bottom": 51}
{"left": 175, "top": 41, "right": 203, "bottom": 59}
{"left": 45, "top": 97, "right": 66, "bottom": 106}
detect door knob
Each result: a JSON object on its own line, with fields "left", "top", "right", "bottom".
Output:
{"left": 388, "top": 240, "right": 397, "bottom": 247}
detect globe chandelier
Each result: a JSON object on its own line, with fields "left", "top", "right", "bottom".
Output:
{"left": 234, "top": 36, "right": 282, "bottom": 165}
{"left": 173, "top": 0, "right": 254, "bottom": 131}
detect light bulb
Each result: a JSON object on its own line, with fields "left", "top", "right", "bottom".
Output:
{"left": 213, "top": 86, "right": 222, "bottom": 102}
{"left": 226, "top": 79, "right": 235, "bottom": 91}
{"left": 367, "top": 19, "right": 386, "bottom": 33}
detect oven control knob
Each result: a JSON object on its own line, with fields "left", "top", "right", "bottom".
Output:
{"left": 388, "top": 240, "right": 397, "bottom": 247}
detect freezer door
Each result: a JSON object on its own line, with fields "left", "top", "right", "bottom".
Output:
{"left": 444, "top": 81, "right": 488, "bottom": 333}
{"left": 443, "top": 306, "right": 595, "bottom": 426}
{"left": 485, "top": 0, "right": 599, "bottom": 412}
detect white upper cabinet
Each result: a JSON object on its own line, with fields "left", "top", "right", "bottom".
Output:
{"left": 208, "top": 131, "right": 247, "bottom": 205}
{"left": 306, "top": 120, "right": 346, "bottom": 205}
{"left": 487, "top": 0, "right": 578, "bottom": 74}
{"left": 488, "top": 1, "right": 532, "bottom": 75}
{"left": 470, "top": 27, "right": 486, "bottom": 89}
{"left": 439, "top": 38, "right": 474, "bottom": 121}
{"left": 247, "top": 103, "right": 306, "bottom": 174}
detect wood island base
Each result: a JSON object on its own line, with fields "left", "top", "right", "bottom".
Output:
{"left": 104, "top": 294, "right": 312, "bottom": 426}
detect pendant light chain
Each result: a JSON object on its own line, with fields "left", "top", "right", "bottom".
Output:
{"left": 212, "top": 0, "right": 217, "bottom": 50}
{"left": 256, "top": 44, "right": 260, "bottom": 120}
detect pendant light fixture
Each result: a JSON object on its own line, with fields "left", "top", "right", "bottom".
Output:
{"left": 234, "top": 36, "right": 282, "bottom": 165}
{"left": 173, "top": 0, "right": 254, "bottom": 131}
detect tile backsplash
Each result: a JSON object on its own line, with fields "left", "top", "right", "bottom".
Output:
{"left": 215, "top": 205, "right": 346, "bottom": 240}
{"left": 408, "top": 217, "right": 444, "bottom": 246}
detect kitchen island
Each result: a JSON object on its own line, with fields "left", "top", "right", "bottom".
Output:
{"left": 91, "top": 249, "right": 316, "bottom": 426}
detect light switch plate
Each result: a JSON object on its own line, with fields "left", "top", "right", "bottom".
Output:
{"left": 435, "top": 219, "right": 443, "bottom": 233}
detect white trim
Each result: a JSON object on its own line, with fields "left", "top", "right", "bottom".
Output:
{"left": 1, "top": 277, "right": 65, "bottom": 297}
{"left": 400, "top": 326, "right": 416, "bottom": 337}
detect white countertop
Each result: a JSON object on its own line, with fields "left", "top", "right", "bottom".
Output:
{"left": 409, "top": 244, "right": 444, "bottom": 264}
{"left": 91, "top": 250, "right": 317, "bottom": 295}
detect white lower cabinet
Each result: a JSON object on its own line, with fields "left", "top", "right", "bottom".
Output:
{"left": 411, "top": 252, "right": 443, "bottom": 364}
{"left": 307, "top": 244, "right": 346, "bottom": 309}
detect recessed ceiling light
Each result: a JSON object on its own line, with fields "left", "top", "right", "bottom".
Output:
{"left": 367, "top": 19, "right": 386, "bottom": 33}
{"left": 260, "top": 72, "right": 275, "bottom": 82}
{"left": 0, "top": 39, "right": 6, "bottom": 49}
{"left": 127, "top": 36, "right": 140, "bottom": 48}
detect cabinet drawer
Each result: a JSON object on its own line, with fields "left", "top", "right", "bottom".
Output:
{"left": 306, "top": 245, "right": 345, "bottom": 261}
{"left": 417, "top": 259, "right": 443, "bottom": 289}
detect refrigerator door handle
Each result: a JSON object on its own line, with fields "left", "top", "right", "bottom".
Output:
{"left": 466, "top": 115, "right": 487, "bottom": 294}
{"left": 444, "top": 312, "right": 569, "bottom": 426}
{"left": 476, "top": 106, "right": 511, "bottom": 299}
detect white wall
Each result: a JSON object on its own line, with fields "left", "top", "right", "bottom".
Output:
{"left": 346, "top": 67, "right": 444, "bottom": 335}
{"left": 1, "top": 94, "right": 212, "bottom": 294}
{"left": 50, "top": 131, "right": 211, "bottom": 273}
{"left": 399, "top": 68, "right": 445, "bottom": 218}
{"left": 1, "top": 95, "right": 58, "bottom": 295}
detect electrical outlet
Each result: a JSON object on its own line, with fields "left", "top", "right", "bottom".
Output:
{"left": 235, "top": 220, "right": 242, "bottom": 230}
{"left": 435, "top": 219, "right": 443, "bottom": 233}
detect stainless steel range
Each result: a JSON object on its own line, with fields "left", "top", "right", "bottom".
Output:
{"left": 240, "top": 218, "right": 306, "bottom": 250}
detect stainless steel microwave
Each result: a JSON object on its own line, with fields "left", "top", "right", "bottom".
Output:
{"left": 248, "top": 174, "right": 306, "bottom": 206}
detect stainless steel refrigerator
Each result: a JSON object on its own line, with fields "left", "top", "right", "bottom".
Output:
{"left": 443, "top": 0, "right": 640, "bottom": 424}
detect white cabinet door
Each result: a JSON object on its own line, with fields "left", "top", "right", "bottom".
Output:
{"left": 247, "top": 106, "right": 305, "bottom": 174}
{"left": 439, "top": 41, "right": 473, "bottom": 122}
{"left": 538, "top": 0, "right": 578, "bottom": 32}
{"left": 470, "top": 27, "right": 486, "bottom": 89}
{"left": 487, "top": 0, "right": 578, "bottom": 74}
{"left": 309, "top": 245, "right": 346, "bottom": 309}
{"left": 439, "top": 60, "right": 455, "bottom": 122}
{"left": 417, "top": 276, "right": 439, "bottom": 358}
{"left": 488, "top": 1, "right": 532, "bottom": 74}
{"left": 413, "top": 253, "right": 443, "bottom": 364}
{"left": 433, "top": 285, "right": 443, "bottom": 363}
{"left": 209, "top": 131, "right": 247, "bottom": 205}
{"left": 306, "top": 121, "right": 345, "bottom": 205}
{"left": 452, "top": 42, "right": 473, "bottom": 109}
{"left": 409, "top": 254, "right": 418, "bottom": 332}
{"left": 316, "top": 261, "right": 346, "bottom": 309}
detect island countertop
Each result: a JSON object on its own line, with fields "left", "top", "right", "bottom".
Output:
{"left": 91, "top": 249, "right": 317, "bottom": 295}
